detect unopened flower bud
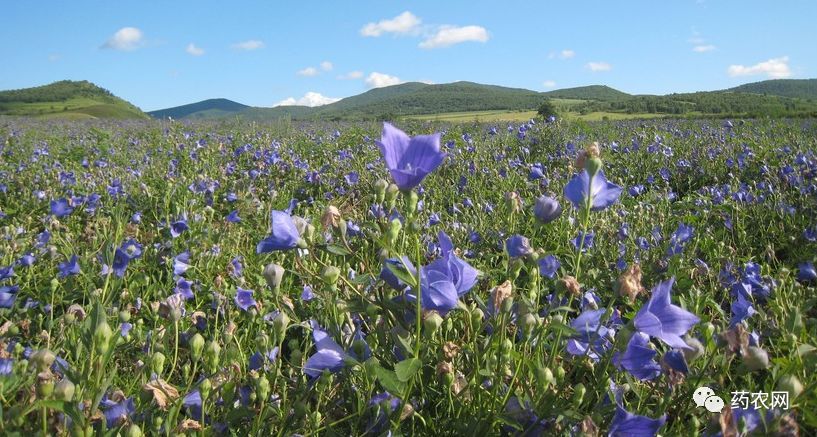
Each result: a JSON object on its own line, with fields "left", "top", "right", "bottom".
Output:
{"left": 405, "top": 191, "right": 419, "bottom": 216}
{"left": 263, "top": 263, "right": 285, "bottom": 290}
{"left": 321, "top": 265, "right": 341, "bottom": 286}
{"left": 585, "top": 156, "right": 603, "bottom": 177}
{"left": 386, "top": 218, "right": 402, "bottom": 247}
{"left": 572, "top": 383, "right": 586, "bottom": 406}
{"left": 743, "top": 346, "right": 769, "bottom": 370}
{"left": 54, "top": 378, "right": 75, "bottom": 401}
{"left": 125, "top": 424, "right": 143, "bottom": 437}
{"left": 36, "top": 372, "right": 54, "bottom": 398}
{"left": 199, "top": 378, "right": 212, "bottom": 400}
{"left": 205, "top": 340, "right": 221, "bottom": 372}
{"left": 30, "top": 349, "right": 56, "bottom": 372}
{"left": 94, "top": 322, "right": 114, "bottom": 354}
{"left": 189, "top": 333, "right": 205, "bottom": 362}
{"left": 273, "top": 312, "right": 290, "bottom": 340}
{"left": 374, "top": 179, "right": 389, "bottom": 203}
{"left": 385, "top": 183, "right": 399, "bottom": 205}
{"left": 533, "top": 196, "right": 562, "bottom": 224}
{"left": 776, "top": 375, "right": 803, "bottom": 399}
{"left": 424, "top": 312, "right": 444, "bottom": 336}
{"left": 151, "top": 352, "right": 166, "bottom": 375}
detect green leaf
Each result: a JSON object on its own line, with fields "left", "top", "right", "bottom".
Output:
{"left": 325, "top": 244, "right": 351, "bottom": 256}
{"left": 38, "top": 400, "right": 84, "bottom": 426}
{"left": 375, "top": 366, "right": 406, "bottom": 395}
{"left": 395, "top": 358, "right": 422, "bottom": 382}
{"left": 351, "top": 273, "right": 373, "bottom": 285}
{"left": 797, "top": 344, "right": 816, "bottom": 356}
{"left": 548, "top": 322, "right": 577, "bottom": 337}
{"left": 386, "top": 261, "right": 418, "bottom": 288}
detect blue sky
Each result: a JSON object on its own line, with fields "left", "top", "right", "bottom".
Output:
{"left": 2, "top": 1, "right": 815, "bottom": 111}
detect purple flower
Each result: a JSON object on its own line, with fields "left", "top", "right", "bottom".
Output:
{"left": 101, "top": 396, "right": 136, "bottom": 428}
{"left": 16, "top": 254, "right": 36, "bottom": 267}
{"left": 380, "top": 257, "right": 416, "bottom": 291}
{"left": 170, "top": 218, "right": 189, "bottom": 238}
{"left": 564, "top": 169, "right": 622, "bottom": 211}
{"left": 183, "top": 389, "right": 203, "bottom": 421}
{"left": 119, "top": 322, "right": 133, "bottom": 337}
{"left": 797, "top": 262, "right": 817, "bottom": 282}
{"left": 226, "top": 210, "right": 241, "bottom": 223}
{"left": 50, "top": 198, "right": 74, "bottom": 218}
{"left": 609, "top": 405, "right": 666, "bottom": 437}
{"left": 633, "top": 278, "right": 700, "bottom": 349}
{"left": 249, "top": 347, "right": 280, "bottom": 371}
{"left": 0, "top": 285, "right": 19, "bottom": 308}
{"left": 667, "top": 223, "right": 694, "bottom": 256}
{"left": 58, "top": 255, "right": 81, "bottom": 278}
{"left": 257, "top": 211, "right": 302, "bottom": 253}
{"left": 301, "top": 285, "right": 315, "bottom": 301}
{"left": 376, "top": 122, "right": 446, "bottom": 190}
{"left": 111, "top": 248, "right": 130, "bottom": 277}
{"left": 234, "top": 287, "right": 257, "bottom": 311}
{"left": 613, "top": 332, "right": 662, "bottom": 381}
{"left": 0, "top": 358, "right": 12, "bottom": 375}
{"left": 572, "top": 231, "right": 595, "bottom": 252}
{"left": 304, "top": 321, "right": 348, "bottom": 377}
{"left": 533, "top": 195, "right": 561, "bottom": 224}
{"left": 175, "top": 278, "right": 194, "bottom": 300}
{"left": 506, "top": 235, "right": 533, "bottom": 258}
{"left": 0, "top": 265, "right": 13, "bottom": 282}
{"left": 566, "top": 308, "right": 612, "bottom": 361}
{"left": 416, "top": 258, "right": 460, "bottom": 314}
{"left": 730, "top": 290, "right": 755, "bottom": 327}
{"left": 437, "top": 231, "right": 479, "bottom": 296}
{"left": 661, "top": 349, "right": 689, "bottom": 374}
{"left": 173, "top": 252, "right": 191, "bottom": 276}
{"left": 537, "top": 255, "right": 560, "bottom": 279}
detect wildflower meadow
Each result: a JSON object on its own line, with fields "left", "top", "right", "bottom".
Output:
{"left": 0, "top": 117, "right": 815, "bottom": 436}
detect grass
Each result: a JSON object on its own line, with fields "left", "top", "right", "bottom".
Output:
{"left": 0, "top": 97, "right": 146, "bottom": 119}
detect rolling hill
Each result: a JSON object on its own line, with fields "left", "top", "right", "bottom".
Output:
{"left": 148, "top": 98, "right": 249, "bottom": 119}
{"left": 542, "top": 85, "right": 631, "bottom": 102}
{"left": 0, "top": 80, "right": 147, "bottom": 119}
{"left": 726, "top": 79, "right": 817, "bottom": 100}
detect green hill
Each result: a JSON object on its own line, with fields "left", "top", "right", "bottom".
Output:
{"left": 0, "top": 80, "right": 147, "bottom": 119}
{"left": 726, "top": 79, "right": 817, "bottom": 100}
{"left": 543, "top": 85, "right": 631, "bottom": 102}
{"left": 148, "top": 98, "right": 249, "bottom": 119}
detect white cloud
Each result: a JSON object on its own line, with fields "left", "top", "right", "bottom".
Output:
{"left": 692, "top": 44, "right": 715, "bottom": 53}
{"left": 102, "top": 27, "right": 144, "bottom": 51}
{"left": 48, "top": 54, "right": 61, "bottom": 62}
{"left": 274, "top": 92, "right": 341, "bottom": 107}
{"left": 548, "top": 49, "right": 575, "bottom": 60}
{"left": 586, "top": 62, "right": 612, "bottom": 72}
{"left": 297, "top": 67, "right": 319, "bottom": 77}
{"left": 727, "top": 56, "right": 791, "bottom": 79}
{"left": 232, "top": 40, "right": 265, "bottom": 51}
{"left": 365, "top": 72, "right": 402, "bottom": 88}
{"left": 186, "top": 43, "right": 205, "bottom": 56}
{"left": 337, "top": 71, "right": 364, "bottom": 80}
{"left": 361, "top": 11, "right": 421, "bottom": 37}
{"left": 543, "top": 80, "right": 557, "bottom": 88}
{"left": 419, "top": 25, "right": 489, "bottom": 49}
{"left": 320, "top": 61, "right": 333, "bottom": 71}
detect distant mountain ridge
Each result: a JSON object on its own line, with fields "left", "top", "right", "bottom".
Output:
{"left": 2, "top": 78, "right": 817, "bottom": 121}
{"left": 0, "top": 80, "right": 147, "bottom": 119}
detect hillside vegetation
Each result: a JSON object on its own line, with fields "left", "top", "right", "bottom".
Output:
{"left": 0, "top": 80, "right": 146, "bottom": 119}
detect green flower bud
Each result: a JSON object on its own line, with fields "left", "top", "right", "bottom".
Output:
{"left": 776, "top": 375, "right": 803, "bottom": 399}
{"left": 263, "top": 263, "right": 285, "bottom": 290}
{"left": 470, "top": 307, "right": 484, "bottom": 328}
{"left": 386, "top": 218, "right": 402, "bottom": 247}
{"left": 701, "top": 322, "right": 715, "bottom": 340}
{"left": 404, "top": 190, "right": 419, "bottom": 216}
{"left": 743, "top": 346, "right": 769, "bottom": 371}
{"left": 189, "top": 333, "right": 205, "bottom": 362}
{"left": 221, "top": 381, "right": 236, "bottom": 405}
{"left": 199, "top": 378, "right": 212, "bottom": 400}
{"left": 374, "top": 179, "right": 389, "bottom": 203}
{"left": 256, "top": 375, "right": 270, "bottom": 402}
{"left": 585, "top": 156, "right": 603, "bottom": 177}
{"left": 125, "top": 424, "right": 143, "bottom": 437}
{"left": 118, "top": 310, "right": 131, "bottom": 323}
{"left": 520, "top": 313, "right": 538, "bottom": 337}
{"left": 205, "top": 340, "right": 221, "bottom": 373}
{"left": 424, "top": 312, "right": 444, "bottom": 336}
{"left": 572, "top": 383, "right": 586, "bottom": 406}
{"left": 151, "top": 352, "right": 166, "bottom": 375}
{"left": 273, "top": 312, "right": 290, "bottom": 341}
{"left": 54, "top": 378, "right": 75, "bottom": 401}
{"left": 385, "top": 183, "right": 399, "bottom": 205}
{"left": 94, "top": 321, "right": 114, "bottom": 354}
{"left": 36, "top": 376, "right": 54, "bottom": 399}
{"left": 366, "top": 303, "right": 379, "bottom": 318}
{"left": 30, "top": 349, "right": 56, "bottom": 372}
{"left": 537, "top": 366, "right": 554, "bottom": 388}
{"left": 321, "top": 265, "right": 341, "bottom": 286}
{"left": 556, "top": 365, "right": 566, "bottom": 381}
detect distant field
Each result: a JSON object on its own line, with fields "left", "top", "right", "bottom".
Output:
{"left": 0, "top": 97, "right": 146, "bottom": 119}
{"left": 404, "top": 108, "right": 667, "bottom": 122}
